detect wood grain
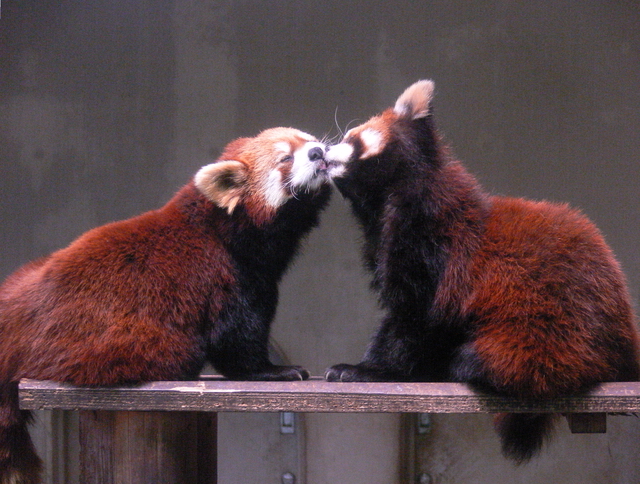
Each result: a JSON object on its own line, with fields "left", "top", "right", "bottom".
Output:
{"left": 78, "top": 411, "right": 217, "bottom": 484}
{"left": 19, "top": 378, "right": 640, "bottom": 414}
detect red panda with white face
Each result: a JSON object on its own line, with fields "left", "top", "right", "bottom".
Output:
{"left": 0, "top": 127, "right": 330, "bottom": 484}
{"left": 325, "top": 80, "right": 640, "bottom": 462}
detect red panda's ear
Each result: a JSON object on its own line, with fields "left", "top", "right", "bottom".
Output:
{"left": 194, "top": 160, "right": 248, "bottom": 214}
{"left": 393, "top": 79, "right": 435, "bottom": 120}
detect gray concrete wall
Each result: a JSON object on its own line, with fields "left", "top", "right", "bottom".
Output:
{"left": 1, "top": 1, "right": 640, "bottom": 483}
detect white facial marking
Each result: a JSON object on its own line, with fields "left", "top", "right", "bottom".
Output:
{"left": 360, "top": 128, "right": 384, "bottom": 158}
{"left": 296, "top": 131, "right": 316, "bottom": 142}
{"left": 263, "top": 168, "right": 287, "bottom": 208}
{"left": 327, "top": 162, "right": 346, "bottom": 178}
{"left": 289, "top": 141, "right": 326, "bottom": 190}
{"left": 325, "top": 142, "right": 354, "bottom": 163}
{"left": 274, "top": 141, "right": 291, "bottom": 156}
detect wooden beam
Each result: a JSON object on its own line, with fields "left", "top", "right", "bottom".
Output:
{"left": 78, "top": 411, "right": 217, "bottom": 484}
{"left": 18, "top": 378, "right": 640, "bottom": 414}
{"left": 566, "top": 413, "right": 608, "bottom": 433}
{"left": 21, "top": 378, "right": 636, "bottom": 481}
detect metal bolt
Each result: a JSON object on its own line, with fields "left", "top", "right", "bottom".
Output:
{"left": 280, "top": 412, "right": 295, "bottom": 434}
{"left": 282, "top": 472, "right": 296, "bottom": 484}
{"left": 417, "top": 473, "right": 432, "bottom": 484}
{"left": 417, "top": 413, "right": 432, "bottom": 434}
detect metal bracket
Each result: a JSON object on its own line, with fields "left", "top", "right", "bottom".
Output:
{"left": 566, "top": 413, "right": 607, "bottom": 433}
{"left": 282, "top": 472, "right": 296, "bottom": 484}
{"left": 280, "top": 412, "right": 295, "bottom": 434}
{"left": 417, "top": 413, "right": 432, "bottom": 434}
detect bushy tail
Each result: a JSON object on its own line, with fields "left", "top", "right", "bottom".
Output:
{"left": 0, "top": 383, "right": 42, "bottom": 484}
{"left": 494, "top": 413, "right": 556, "bottom": 464}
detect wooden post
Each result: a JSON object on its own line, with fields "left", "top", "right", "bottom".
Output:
{"left": 20, "top": 379, "right": 640, "bottom": 482}
{"left": 566, "top": 413, "right": 607, "bottom": 433}
{"left": 79, "top": 411, "right": 217, "bottom": 484}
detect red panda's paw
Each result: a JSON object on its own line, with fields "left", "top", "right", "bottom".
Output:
{"left": 325, "top": 363, "right": 359, "bottom": 381}
{"left": 325, "top": 363, "right": 397, "bottom": 382}
{"left": 239, "top": 365, "right": 310, "bottom": 381}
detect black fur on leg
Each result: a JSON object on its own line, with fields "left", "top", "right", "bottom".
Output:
{"left": 324, "top": 363, "right": 408, "bottom": 382}
{"left": 494, "top": 413, "right": 556, "bottom": 464}
{"left": 231, "top": 364, "right": 310, "bottom": 381}
{"left": 0, "top": 383, "right": 43, "bottom": 484}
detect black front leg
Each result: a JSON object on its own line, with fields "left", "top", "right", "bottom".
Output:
{"left": 209, "top": 330, "right": 310, "bottom": 381}
{"left": 208, "top": 303, "right": 309, "bottom": 381}
{"left": 325, "top": 314, "right": 423, "bottom": 382}
{"left": 234, "top": 363, "right": 310, "bottom": 381}
{"left": 325, "top": 362, "right": 406, "bottom": 382}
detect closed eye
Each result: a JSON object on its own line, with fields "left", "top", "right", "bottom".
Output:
{"left": 280, "top": 155, "right": 293, "bottom": 163}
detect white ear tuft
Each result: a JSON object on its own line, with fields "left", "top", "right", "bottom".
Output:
{"left": 194, "top": 160, "right": 248, "bottom": 214}
{"left": 393, "top": 80, "right": 435, "bottom": 120}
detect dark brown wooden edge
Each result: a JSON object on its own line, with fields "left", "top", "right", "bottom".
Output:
{"left": 18, "top": 378, "right": 640, "bottom": 414}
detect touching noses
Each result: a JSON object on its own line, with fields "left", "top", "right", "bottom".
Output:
{"left": 308, "top": 146, "right": 324, "bottom": 161}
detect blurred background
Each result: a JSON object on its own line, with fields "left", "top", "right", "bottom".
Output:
{"left": 1, "top": 1, "right": 639, "bottom": 483}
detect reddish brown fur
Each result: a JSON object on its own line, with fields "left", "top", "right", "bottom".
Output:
{"left": 0, "top": 196, "right": 229, "bottom": 386}
{"left": 465, "top": 197, "right": 639, "bottom": 399}
{"left": 325, "top": 80, "right": 640, "bottom": 462}
{"left": 215, "top": 127, "right": 322, "bottom": 225}
{"left": 0, "top": 127, "right": 330, "bottom": 483}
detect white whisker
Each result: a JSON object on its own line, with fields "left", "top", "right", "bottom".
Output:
{"left": 344, "top": 118, "right": 362, "bottom": 133}
{"left": 333, "top": 106, "right": 344, "bottom": 138}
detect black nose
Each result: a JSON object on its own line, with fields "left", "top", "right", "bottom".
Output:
{"left": 308, "top": 146, "right": 324, "bottom": 161}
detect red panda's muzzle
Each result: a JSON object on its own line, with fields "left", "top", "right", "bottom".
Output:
{"left": 308, "top": 146, "right": 324, "bottom": 162}
{"left": 325, "top": 142, "right": 354, "bottom": 179}
{"left": 287, "top": 142, "right": 330, "bottom": 193}
{"left": 307, "top": 146, "right": 330, "bottom": 172}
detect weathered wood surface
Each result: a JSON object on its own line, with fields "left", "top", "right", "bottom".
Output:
{"left": 19, "top": 378, "right": 640, "bottom": 414}
{"left": 79, "top": 411, "right": 217, "bottom": 484}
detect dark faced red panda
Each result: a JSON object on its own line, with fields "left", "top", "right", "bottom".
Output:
{"left": 324, "top": 80, "right": 640, "bottom": 462}
{"left": 0, "top": 127, "right": 330, "bottom": 484}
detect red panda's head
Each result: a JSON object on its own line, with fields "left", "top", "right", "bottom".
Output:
{"left": 195, "top": 127, "right": 329, "bottom": 223}
{"left": 325, "top": 80, "right": 437, "bottom": 188}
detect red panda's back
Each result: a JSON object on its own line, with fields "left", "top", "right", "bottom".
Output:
{"left": 0, "top": 202, "right": 233, "bottom": 386}
{"left": 464, "top": 196, "right": 640, "bottom": 398}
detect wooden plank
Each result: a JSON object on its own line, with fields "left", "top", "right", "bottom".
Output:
{"left": 80, "top": 410, "right": 115, "bottom": 484}
{"left": 566, "top": 413, "right": 607, "bottom": 433}
{"left": 79, "top": 411, "right": 217, "bottom": 484}
{"left": 195, "top": 413, "right": 217, "bottom": 484}
{"left": 18, "top": 378, "right": 640, "bottom": 414}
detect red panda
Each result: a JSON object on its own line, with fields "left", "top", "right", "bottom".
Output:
{"left": 0, "top": 127, "right": 330, "bottom": 483}
{"left": 324, "top": 80, "right": 640, "bottom": 462}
